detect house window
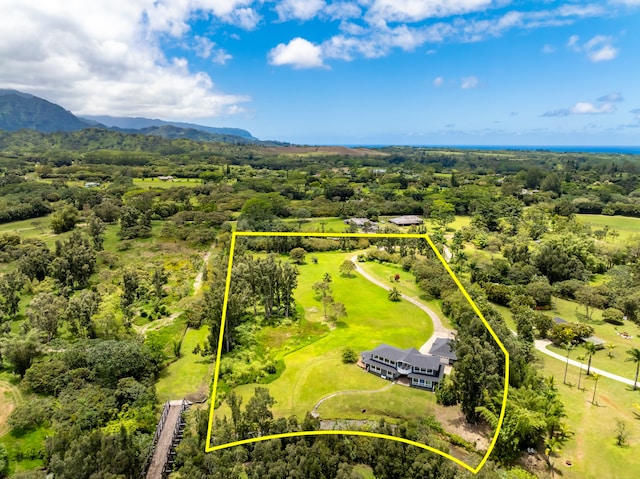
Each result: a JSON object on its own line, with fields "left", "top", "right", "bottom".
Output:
{"left": 426, "top": 381, "right": 433, "bottom": 389}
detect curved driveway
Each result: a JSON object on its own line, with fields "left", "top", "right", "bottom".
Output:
{"left": 534, "top": 339, "right": 637, "bottom": 387}
{"left": 349, "top": 255, "right": 455, "bottom": 354}
{"left": 351, "top": 254, "right": 637, "bottom": 388}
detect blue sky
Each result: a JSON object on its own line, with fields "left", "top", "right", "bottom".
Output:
{"left": 1, "top": 1, "right": 640, "bottom": 145}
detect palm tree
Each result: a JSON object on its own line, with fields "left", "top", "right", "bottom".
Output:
{"left": 583, "top": 341, "right": 599, "bottom": 376}
{"left": 387, "top": 287, "right": 401, "bottom": 302}
{"left": 562, "top": 342, "right": 574, "bottom": 385}
{"left": 576, "top": 354, "right": 586, "bottom": 390}
{"left": 607, "top": 343, "right": 617, "bottom": 358}
{"left": 625, "top": 348, "right": 640, "bottom": 390}
{"left": 589, "top": 372, "right": 601, "bottom": 405}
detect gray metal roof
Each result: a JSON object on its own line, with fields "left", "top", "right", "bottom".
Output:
{"left": 428, "top": 338, "right": 458, "bottom": 360}
{"left": 362, "top": 344, "right": 442, "bottom": 371}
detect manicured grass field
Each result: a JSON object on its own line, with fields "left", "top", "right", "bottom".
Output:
{"left": 215, "top": 250, "right": 435, "bottom": 420}
{"left": 536, "top": 350, "right": 640, "bottom": 479}
{"left": 354, "top": 258, "right": 451, "bottom": 329}
{"left": 577, "top": 214, "right": 640, "bottom": 243}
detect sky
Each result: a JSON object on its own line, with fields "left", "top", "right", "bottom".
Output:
{"left": 1, "top": 1, "right": 640, "bottom": 146}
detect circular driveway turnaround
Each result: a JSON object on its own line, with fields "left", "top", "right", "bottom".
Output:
{"left": 349, "top": 255, "right": 456, "bottom": 354}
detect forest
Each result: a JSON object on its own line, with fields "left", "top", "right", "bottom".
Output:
{"left": 0, "top": 129, "right": 639, "bottom": 478}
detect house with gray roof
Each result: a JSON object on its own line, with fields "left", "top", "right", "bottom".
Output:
{"left": 428, "top": 338, "right": 458, "bottom": 365}
{"left": 344, "top": 217, "right": 378, "bottom": 231}
{"left": 388, "top": 215, "right": 424, "bottom": 226}
{"left": 360, "top": 344, "right": 444, "bottom": 391}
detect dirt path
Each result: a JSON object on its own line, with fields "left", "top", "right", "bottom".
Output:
{"left": 134, "top": 248, "right": 212, "bottom": 337}
{"left": 349, "top": 255, "right": 456, "bottom": 353}
{"left": 145, "top": 400, "right": 183, "bottom": 479}
{"left": 312, "top": 382, "right": 394, "bottom": 417}
{"left": 0, "top": 380, "right": 23, "bottom": 437}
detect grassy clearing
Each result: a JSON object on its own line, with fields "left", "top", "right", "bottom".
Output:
{"left": 354, "top": 259, "right": 451, "bottom": 329}
{"left": 536, "top": 350, "right": 640, "bottom": 479}
{"left": 215, "top": 250, "right": 435, "bottom": 420}
{"left": 318, "top": 382, "right": 436, "bottom": 421}
{"left": 155, "top": 326, "right": 213, "bottom": 402}
{"left": 576, "top": 214, "right": 640, "bottom": 243}
{"left": 132, "top": 177, "right": 202, "bottom": 189}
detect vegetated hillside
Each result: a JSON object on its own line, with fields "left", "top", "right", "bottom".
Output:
{"left": 81, "top": 114, "right": 257, "bottom": 139}
{"left": 0, "top": 89, "right": 91, "bottom": 132}
{"left": 134, "top": 125, "right": 261, "bottom": 144}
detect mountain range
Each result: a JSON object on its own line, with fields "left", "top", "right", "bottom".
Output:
{"left": 0, "top": 89, "right": 261, "bottom": 144}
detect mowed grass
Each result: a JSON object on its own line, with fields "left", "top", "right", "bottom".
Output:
{"left": 536, "top": 350, "right": 640, "bottom": 479}
{"left": 155, "top": 326, "right": 213, "bottom": 402}
{"left": 215, "top": 250, "right": 435, "bottom": 420}
{"left": 354, "top": 258, "right": 451, "bottom": 329}
{"left": 318, "top": 382, "right": 437, "bottom": 421}
{"left": 577, "top": 214, "right": 640, "bottom": 243}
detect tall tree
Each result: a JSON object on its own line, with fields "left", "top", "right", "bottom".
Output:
{"left": 625, "top": 348, "right": 640, "bottom": 390}
{"left": 583, "top": 342, "right": 599, "bottom": 376}
{"left": 26, "top": 293, "right": 67, "bottom": 342}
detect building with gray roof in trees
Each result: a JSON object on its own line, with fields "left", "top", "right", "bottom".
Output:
{"left": 388, "top": 215, "right": 424, "bottom": 226}
{"left": 360, "top": 344, "right": 444, "bottom": 391}
{"left": 427, "top": 338, "right": 458, "bottom": 365}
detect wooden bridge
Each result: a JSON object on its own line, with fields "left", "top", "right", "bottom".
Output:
{"left": 141, "top": 399, "right": 190, "bottom": 479}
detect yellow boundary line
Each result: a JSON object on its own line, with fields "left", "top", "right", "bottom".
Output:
{"left": 205, "top": 232, "right": 509, "bottom": 474}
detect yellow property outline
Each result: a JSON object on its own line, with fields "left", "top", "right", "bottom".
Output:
{"left": 206, "top": 231, "right": 509, "bottom": 474}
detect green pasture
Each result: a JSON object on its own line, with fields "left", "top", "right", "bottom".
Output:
{"left": 536, "top": 350, "right": 640, "bottom": 479}
{"left": 354, "top": 258, "right": 451, "bottom": 329}
{"left": 577, "top": 214, "right": 640, "bottom": 243}
{"left": 215, "top": 250, "right": 435, "bottom": 420}
{"left": 155, "top": 326, "right": 213, "bottom": 402}
{"left": 132, "top": 177, "right": 202, "bottom": 189}
{"left": 317, "top": 382, "right": 437, "bottom": 421}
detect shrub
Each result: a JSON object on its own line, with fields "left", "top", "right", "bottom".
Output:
{"left": 342, "top": 347, "right": 358, "bottom": 364}
{"left": 602, "top": 307, "right": 625, "bottom": 326}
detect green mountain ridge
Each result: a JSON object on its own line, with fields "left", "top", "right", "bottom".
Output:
{"left": 0, "top": 89, "right": 91, "bottom": 132}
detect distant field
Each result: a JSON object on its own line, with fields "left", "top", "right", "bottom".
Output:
{"left": 536, "top": 351, "right": 640, "bottom": 479}
{"left": 132, "top": 177, "right": 202, "bottom": 189}
{"left": 577, "top": 214, "right": 640, "bottom": 242}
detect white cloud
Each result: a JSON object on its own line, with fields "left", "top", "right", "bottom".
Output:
{"left": 0, "top": 1, "right": 250, "bottom": 119}
{"left": 543, "top": 96, "right": 620, "bottom": 117}
{"left": 325, "top": 2, "right": 362, "bottom": 20}
{"left": 194, "top": 36, "right": 232, "bottom": 64}
{"left": 598, "top": 92, "right": 624, "bottom": 102}
{"left": 570, "top": 101, "right": 615, "bottom": 114}
{"left": 268, "top": 37, "right": 326, "bottom": 68}
{"left": 276, "top": 0, "right": 326, "bottom": 21}
{"left": 567, "top": 34, "right": 580, "bottom": 48}
{"left": 567, "top": 34, "right": 619, "bottom": 62}
{"left": 461, "top": 76, "right": 479, "bottom": 89}
{"left": 365, "top": 0, "right": 496, "bottom": 24}
{"left": 542, "top": 43, "right": 555, "bottom": 53}
{"left": 433, "top": 76, "right": 444, "bottom": 87}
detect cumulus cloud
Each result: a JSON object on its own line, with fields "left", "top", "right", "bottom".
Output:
{"left": 0, "top": 0, "right": 252, "bottom": 119}
{"left": 268, "top": 37, "right": 326, "bottom": 68}
{"left": 543, "top": 95, "right": 621, "bottom": 117}
{"left": 461, "top": 76, "right": 479, "bottom": 89}
{"left": 275, "top": 0, "right": 326, "bottom": 21}
{"left": 194, "top": 36, "right": 232, "bottom": 65}
{"left": 433, "top": 76, "right": 444, "bottom": 87}
{"left": 567, "top": 34, "right": 619, "bottom": 62}
{"left": 542, "top": 43, "right": 556, "bottom": 53}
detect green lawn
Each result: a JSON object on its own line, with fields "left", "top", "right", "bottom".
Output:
{"left": 215, "top": 250, "right": 435, "bottom": 420}
{"left": 354, "top": 258, "right": 451, "bottom": 329}
{"left": 132, "top": 177, "right": 202, "bottom": 189}
{"left": 536, "top": 350, "right": 640, "bottom": 479}
{"left": 577, "top": 214, "right": 640, "bottom": 243}
{"left": 155, "top": 326, "right": 213, "bottom": 402}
